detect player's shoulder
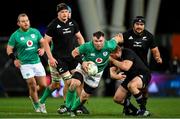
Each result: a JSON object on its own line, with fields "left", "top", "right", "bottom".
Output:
{"left": 80, "top": 41, "right": 92, "bottom": 49}
{"left": 28, "top": 28, "right": 41, "bottom": 34}
{"left": 47, "top": 18, "right": 59, "bottom": 28}
{"left": 144, "top": 29, "right": 153, "bottom": 37}
{"left": 29, "top": 27, "right": 39, "bottom": 31}
{"left": 67, "top": 19, "right": 78, "bottom": 26}
{"left": 123, "top": 29, "right": 133, "bottom": 37}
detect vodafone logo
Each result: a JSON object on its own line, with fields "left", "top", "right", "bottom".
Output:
{"left": 96, "top": 58, "right": 103, "bottom": 63}
{"left": 26, "top": 40, "right": 33, "bottom": 47}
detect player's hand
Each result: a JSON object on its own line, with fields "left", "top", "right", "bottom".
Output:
{"left": 113, "top": 33, "right": 123, "bottom": 43}
{"left": 49, "top": 57, "right": 58, "bottom": 67}
{"left": 14, "top": 59, "right": 21, "bottom": 68}
{"left": 81, "top": 61, "right": 90, "bottom": 73}
{"left": 116, "top": 72, "right": 126, "bottom": 80}
{"left": 156, "top": 57, "right": 162, "bottom": 64}
{"left": 38, "top": 48, "right": 44, "bottom": 56}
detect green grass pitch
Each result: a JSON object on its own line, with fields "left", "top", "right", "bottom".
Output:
{"left": 0, "top": 97, "right": 180, "bottom": 118}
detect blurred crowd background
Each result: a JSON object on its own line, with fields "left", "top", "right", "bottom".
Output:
{"left": 0, "top": 0, "right": 180, "bottom": 97}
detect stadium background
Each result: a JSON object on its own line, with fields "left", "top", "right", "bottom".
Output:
{"left": 0, "top": 0, "right": 180, "bottom": 97}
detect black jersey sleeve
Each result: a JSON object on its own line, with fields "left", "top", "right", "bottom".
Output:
{"left": 72, "top": 19, "right": 80, "bottom": 34}
{"left": 145, "top": 30, "right": 157, "bottom": 49}
{"left": 122, "top": 48, "right": 135, "bottom": 62}
{"left": 45, "top": 19, "right": 57, "bottom": 37}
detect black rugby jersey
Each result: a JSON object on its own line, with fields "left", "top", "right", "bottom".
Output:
{"left": 45, "top": 18, "right": 79, "bottom": 58}
{"left": 122, "top": 29, "right": 157, "bottom": 66}
{"left": 120, "top": 48, "right": 150, "bottom": 78}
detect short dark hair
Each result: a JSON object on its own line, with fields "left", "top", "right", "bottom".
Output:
{"left": 57, "top": 3, "right": 68, "bottom": 13}
{"left": 93, "top": 31, "right": 104, "bottom": 39}
{"left": 17, "top": 13, "right": 28, "bottom": 22}
{"left": 112, "top": 45, "right": 121, "bottom": 53}
{"left": 132, "top": 16, "right": 145, "bottom": 25}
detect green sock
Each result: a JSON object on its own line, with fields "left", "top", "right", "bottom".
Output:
{"left": 65, "top": 89, "right": 76, "bottom": 108}
{"left": 34, "top": 102, "right": 40, "bottom": 109}
{"left": 72, "top": 91, "right": 77, "bottom": 107}
{"left": 71, "top": 97, "right": 81, "bottom": 111}
{"left": 39, "top": 87, "right": 52, "bottom": 104}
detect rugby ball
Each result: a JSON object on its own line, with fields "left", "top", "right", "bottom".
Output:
{"left": 87, "top": 62, "right": 98, "bottom": 76}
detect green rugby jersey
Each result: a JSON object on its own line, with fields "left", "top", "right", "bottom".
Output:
{"left": 78, "top": 38, "right": 117, "bottom": 72}
{"left": 8, "top": 28, "right": 43, "bottom": 64}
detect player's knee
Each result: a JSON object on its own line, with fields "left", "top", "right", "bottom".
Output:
{"left": 128, "top": 82, "right": 137, "bottom": 92}
{"left": 113, "top": 95, "right": 124, "bottom": 104}
{"left": 69, "top": 79, "right": 81, "bottom": 91}
{"left": 38, "top": 82, "right": 47, "bottom": 89}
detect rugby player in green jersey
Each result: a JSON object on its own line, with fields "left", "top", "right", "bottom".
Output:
{"left": 65, "top": 31, "right": 123, "bottom": 117}
{"left": 6, "top": 13, "right": 47, "bottom": 113}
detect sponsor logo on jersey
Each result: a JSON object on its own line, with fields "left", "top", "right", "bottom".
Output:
{"left": 128, "top": 36, "right": 133, "bottom": 40}
{"left": 25, "top": 40, "right": 35, "bottom": 50}
{"left": 20, "top": 37, "right": 25, "bottom": 41}
{"left": 63, "top": 28, "right": 71, "bottom": 34}
{"left": 142, "top": 36, "right": 147, "bottom": 41}
{"left": 31, "top": 34, "right": 35, "bottom": 38}
{"left": 69, "top": 22, "right": 74, "bottom": 26}
{"left": 103, "top": 51, "right": 108, "bottom": 56}
{"left": 96, "top": 58, "right": 103, "bottom": 63}
{"left": 27, "top": 40, "right": 33, "bottom": 47}
{"left": 133, "top": 41, "right": 142, "bottom": 47}
{"left": 57, "top": 24, "right": 61, "bottom": 28}
{"left": 90, "top": 53, "right": 95, "bottom": 56}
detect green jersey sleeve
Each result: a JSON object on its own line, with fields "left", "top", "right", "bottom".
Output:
{"left": 105, "top": 38, "right": 117, "bottom": 52}
{"left": 8, "top": 33, "right": 16, "bottom": 47}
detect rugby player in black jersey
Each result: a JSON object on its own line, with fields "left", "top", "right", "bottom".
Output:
{"left": 110, "top": 46, "right": 151, "bottom": 116}
{"left": 119, "top": 16, "right": 162, "bottom": 116}
{"left": 42, "top": 3, "right": 89, "bottom": 114}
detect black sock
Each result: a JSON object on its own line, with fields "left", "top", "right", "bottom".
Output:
{"left": 134, "top": 92, "right": 146, "bottom": 110}
{"left": 123, "top": 99, "right": 138, "bottom": 113}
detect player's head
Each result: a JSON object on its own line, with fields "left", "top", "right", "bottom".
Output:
{"left": 92, "top": 31, "right": 105, "bottom": 50}
{"left": 57, "top": 3, "right": 68, "bottom": 12}
{"left": 57, "top": 3, "right": 69, "bottom": 21}
{"left": 17, "top": 13, "right": 30, "bottom": 31}
{"left": 110, "top": 45, "right": 122, "bottom": 59}
{"left": 132, "top": 16, "right": 145, "bottom": 35}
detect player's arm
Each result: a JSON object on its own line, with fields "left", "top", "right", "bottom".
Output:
{"left": 72, "top": 47, "right": 89, "bottom": 72}
{"left": 75, "top": 31, "right": 85, "bottom": 45}
{"left": 112, "top": 33, "right": 124, "bottom": 44}
{"left": 43, "top": 34, "right": 57, "bottom": 67}
{"left": 110, "top": 56, "right": 132, "bottom": 71}
{"left": 110, "top": 66, "right": 126, "bottom": 80}
{"left": 6, "top": 45, "right": 21, "bottom": 68}
{"left": 151, "top": 47, "right": 162, "bottom": 64}
{"left": 38, "top": 38, "right": 45, "bottom": 56}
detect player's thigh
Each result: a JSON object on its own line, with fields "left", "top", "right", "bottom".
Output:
{"left": 49, "top": 64, "right": 62, "bottom": 82}
{"left": 128, "top": 76, "right": 143, "bottom": 89}
{"left": 35, "top": 76, "right": 47, "bottom": 87}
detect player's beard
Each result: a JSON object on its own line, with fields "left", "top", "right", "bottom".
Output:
{"left": 134, "top": 28, "right": 143, "bottom": 36}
